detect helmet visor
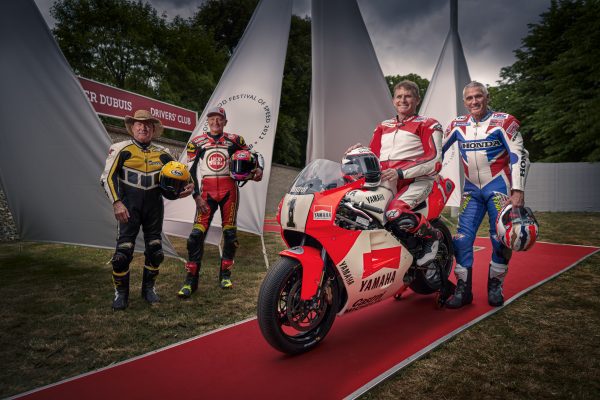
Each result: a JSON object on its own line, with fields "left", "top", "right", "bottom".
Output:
{"left": 160, "top": 177, "right": 186, "bottom": 200}
{"left": 231, "top": 158, "right": 255, "bottom": 180}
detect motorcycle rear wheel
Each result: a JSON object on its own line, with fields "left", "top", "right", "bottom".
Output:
{"left": 257, "top": 256, "right": 339, "bottom": 355}
{"left": 409, "top": 219, "right": 454, "bottom": 294}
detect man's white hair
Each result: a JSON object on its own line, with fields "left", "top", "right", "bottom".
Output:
{"left": 463, "top": 81, "right": 488, "bottom": 99}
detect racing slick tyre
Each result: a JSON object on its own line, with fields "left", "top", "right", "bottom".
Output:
{"left": 257, "top": 255, "right": 339, "bottom": 355}
{"left": 409, "top": 218, "right": 454, "bottom": 294}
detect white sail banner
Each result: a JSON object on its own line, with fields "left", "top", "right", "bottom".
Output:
{"left": 306, "top": 0, "right": 395, "bottom": 163}
{"left": 420, "top": 0, "right": 471, "bottom": 207}
{"left": 163, "top": 0, "right": 293, "bottom": 245}
{"left": 0, "top": 0, "right": 178, "bottom": 256}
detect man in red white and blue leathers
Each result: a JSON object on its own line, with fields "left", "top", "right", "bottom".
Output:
{"left": 349, "top": 80, "right": 443, "bottom": 266}
{"left": 442, "top": 81, "right": 530, "bottom": 308}
{"left": 178, "top": 106, "right": 263, "bottom": 297}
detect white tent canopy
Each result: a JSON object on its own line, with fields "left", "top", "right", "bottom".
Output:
{"left": 420, "top": 0, "right": 471, "bottom": 207}
{"left": 306, "top": 0, "right": 395, "bottom": 163}
{"left": 0, "top": 0, "right": 177, "bottom": 257}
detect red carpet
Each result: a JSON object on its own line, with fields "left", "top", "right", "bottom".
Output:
{"left": 15, "top": 239, "right": 598, "bottom": 400}
{"left": 263, "top": 217, "right": 280, "bottom": 233}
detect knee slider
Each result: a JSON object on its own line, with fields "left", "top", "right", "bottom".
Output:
{"left": 222, "top": 228, "right": 238, "bottom": 260}
{"left": 146, "top": 239, "right": 164, "bottom": 267}
{"left": 112, "top": 242, "right": 134, "bottom": 273}
{"left": 223, "top": 228, "right": 238, "bottom": 246}
{"left": 187, "top": 230, "right": 205, "bottom": 252}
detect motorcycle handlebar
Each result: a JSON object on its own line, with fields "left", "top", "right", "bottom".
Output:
{"left": 353, "top": 201, "right": 383, "bottom": 214}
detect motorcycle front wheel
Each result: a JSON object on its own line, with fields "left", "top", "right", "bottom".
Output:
{"left": 257, "top": 256, "right": 339, "bottom": 355}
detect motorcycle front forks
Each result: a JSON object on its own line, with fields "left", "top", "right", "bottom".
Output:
{"left": 311, "top": 247, "right": 334, "bottom": 306}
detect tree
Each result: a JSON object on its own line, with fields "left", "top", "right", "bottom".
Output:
{"left": 51, "top": 0, "right": 167, "bottom": 97}
{"left": 51, "top": 0, "right": 229, "bottom": 142}
{"left": 494, "top": 0, "right": 600, "bottom": 162}
{"left": 158, "top": 16, "right": 228, "bottom": 114}
{"left": 191, "top": 0, "right": 259, "bottom": 56}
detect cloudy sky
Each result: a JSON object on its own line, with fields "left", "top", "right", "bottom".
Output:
{"left": 33, "top": 0, "right": 551, "bottom": 86}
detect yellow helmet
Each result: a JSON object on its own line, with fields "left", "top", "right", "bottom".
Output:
{"left": 159, "top": 161, "right": 190, "bottom": 200}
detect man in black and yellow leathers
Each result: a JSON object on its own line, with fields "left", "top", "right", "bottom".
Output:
{"left": 101, "top": 110, "right": 193, "bottom": 310}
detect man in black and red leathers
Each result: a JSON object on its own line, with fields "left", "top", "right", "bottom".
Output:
{"left": 178, "top": 106, "right": 263, "bottom": 297}
{"left": 348, "top": 80, "right": 443, "bottom": 266}
{"left": 101, "top": 110, "right": 193, "bottom": 311}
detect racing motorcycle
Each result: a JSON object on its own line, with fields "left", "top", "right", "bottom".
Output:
{"left": 257, "top": 156, "right": 456, "bottom": 355}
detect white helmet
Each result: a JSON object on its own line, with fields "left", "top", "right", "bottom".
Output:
{"left": 495, "top": 204, "right": 539, "bottom": 251}
{"left": 341, "top": 147, "right": 381, "bottom": 187}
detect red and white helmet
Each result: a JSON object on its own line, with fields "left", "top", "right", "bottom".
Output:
{"left": 495, "top": 204, "right": 539, "bottom": 251}
{"left": 230, "top": 150, "right": 256, "bottom": 181}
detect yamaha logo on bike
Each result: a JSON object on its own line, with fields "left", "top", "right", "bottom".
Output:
{"left": 313, "top": 205, "right": 332, "bottom": 220}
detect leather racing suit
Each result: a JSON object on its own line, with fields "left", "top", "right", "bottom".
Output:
{"left": 442, "top": 110, "right": 530, "bottom": 283}
{"left": 100, "top": 139, "right": 174, "bottom": 296}
{"left": 184, "top": 131, "right": 262, "bottom": 283}
{"left": 369, "top": 114, "right": 443, "bottom": 247}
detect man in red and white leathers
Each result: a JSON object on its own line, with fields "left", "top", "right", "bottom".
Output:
{"left": 349, "top": 80, "right": 443, "bottom": 266}
{"left": 178, "top": 106, "right": 263, "bottom": 296}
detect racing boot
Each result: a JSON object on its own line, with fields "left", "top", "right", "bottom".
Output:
{"left": 219, "top": 259, "right": 234, "bottom": 289}
{"left": 415, "top": 221, "right": 442, "bottom": 267}
{"left": 178, "top": 262, "right": 200, "bottom": 298}
{"left": 112, "top": 270, "right": 130, "bottom": 311}
{"left": 141, "top": 266, "right": 160, "bottom": 304}
{"left": 446, "top": 266, "right": 473, "bottom": 309}
{"left": 488, "top": 262, "right": 508, "bottom": 307}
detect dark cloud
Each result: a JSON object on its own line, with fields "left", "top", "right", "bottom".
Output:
{"left": 34, "top": 0, "right": 551, "bottom": 85}
{"left": 357, "top": 0, "right": 550, "bottom": 84}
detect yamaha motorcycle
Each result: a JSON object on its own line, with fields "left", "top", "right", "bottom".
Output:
{"left": 257, "top": 158, "right": 455, "bottom": 354}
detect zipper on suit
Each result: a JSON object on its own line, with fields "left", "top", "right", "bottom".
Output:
{"left": 473, "top": 118, "right": 483, "bottom": 189}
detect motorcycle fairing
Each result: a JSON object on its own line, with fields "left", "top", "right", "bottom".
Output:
{"left": 336, "top": 229, "right": 412, "bottom": 315}
{"left": 278, "top": 193, "right": 314, "bottom": 234}
{"left": 279, "top": 246, "right": 323, "bottom": 301}
{"left": 276, "top": 163, "right": 451, "bottom": 313}
{"left": 278, "top": 183, "right": 363, "bottom": 301}
{"left": 425, "top": 177, "right": 455, "bottom": 219}
{"left": 362, "top": 246, "right": 401, "bottom": 279}
{"left": 309, "top": 191, "right": 363, "bottom": 265}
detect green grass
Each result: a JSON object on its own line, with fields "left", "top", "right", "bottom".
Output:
{"left": 0, "top": 212, "right": 599, "bottom": 398}
{"left": 363, "top": 212, "right": 600, "bottom": 399}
